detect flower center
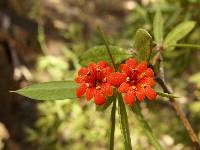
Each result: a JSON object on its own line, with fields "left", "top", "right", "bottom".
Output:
{"left": 131, "top": 68, "right": 137, "bottom": 72}
{"left": 131, "top": 86, "right": 136, "bottom": 90}
{"left": 142, "top": 84, "right": 147, "bottom": 88}
{"left": 96, "top": 68, "right": 101, "bottom": 72}
{"left": 102, "top": 77, "right": 107, "bottom": 82}
{"left": 126, "top": 77, "right": 130, "bottom": 82}
{"left": 96, "top": 85, "right": 101, "bottom": 90}
{"left": 86, "top": 83, "right": 90, "bottom": 88}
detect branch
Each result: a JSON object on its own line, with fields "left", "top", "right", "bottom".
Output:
{"left": 156, "top": 77, "right": 200, "bottom": 150}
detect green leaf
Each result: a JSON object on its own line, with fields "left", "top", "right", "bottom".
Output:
{"left": 109, "top": 98, "right": 116, "bottom": 150}
{"left": 153, "top": 10, "right": 163, "bottom": 43}
{"left": 131, "top": 103, "right": 164, "bottom": 150}
{"left": 164, "top": 21, "right": 196, "bottom": 49}
{"left": 118, "top": 94, "right": 132, "bottom": 150}
{"left": 96, "top": 95, "right": 114, "bottom": 111}
{"left": 79, "top": 45, "right": 131, "bottom": 66}
{"left": 156, "top": 91, "right": 180, "bottom": 98}
{"left": 169, "top": 43, "right": 200, "bottom": 50}
{"left": 134, "top": 29, "right": 153, "bottom": 61}
{"left": 13, "top": 81, "right": 77, "bottom": 100}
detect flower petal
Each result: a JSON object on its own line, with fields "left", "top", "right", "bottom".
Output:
{"left": 107, "top": 73, "right": 126, "bottom": 87}
{"left": 144, "top": 77, "right": 156, "bottom": 86}
{"left": 102, "top": 66, "right": 113, "bottom": 77}
{"left": 88, "top": 62, "right": 97, "bottom": 75}
{"left": 98, "top": 61, "right": 108, "bottom": 68}
{"left": 120, "top": 64, "right": 131, "bottom": 76}
{"left": 126, "top": 58, "right": 137, "bottom": 68}
{"left": 137, "top": 77, "right": 156, "bottom": 86}
{"left": 118, "top": 82, "right": 131, "bottom": 93}
{"left": 136, "top": 87, "right": 145, "bottom": 101}
{"left": 123, "top": 90, "right": 135, "bottom": 105}
{"left": 76, "top": 84, "right": 87, "bottom": 98}
{"left": 101, "top": 83, "right": 113, "bottom": 96}
{"left": 94, "top": 90, "right": 105, "bottom": 105}
{"left": 145, "top": 68, "right": 154, "bottom": 77}
{"left": 75, "top": 75, "right": 86, "bottom": 83}
{"left": 78, "top": 67, "right": 88, "bottom": 76}
{"left": 86, "top": 88, "right": 94, "bottom": 101}
{"left": 145, "top": 86, "right": 157, "bottom": 100}
{"left": 136, "top": 61, "right": 147, "bottom": 74}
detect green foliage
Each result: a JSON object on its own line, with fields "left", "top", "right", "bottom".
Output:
{"left": 26, "top": 101, "right": 113, "bottom": 150}
{"left": 153, "top": 10, "right": 164, "bottom": 43}
{"left": 171, "top": 43, "right": 200, "bottom": 50}
{"left": 117, "top": 94, "right": 132, "bottom": 150}
{"left": 189, "top": 101, "right": 200, "bottom": 116}
{"left": 14, "top": 81, "right": 77, "bottom": 100}
{"left": 189, "top": 72, "right": 200, "bottom": 83}
{"left": 79, "top": 45, "right": 131, "bottom": 66}
{"left": 13, "top": 1, "right": 200, "bottom": 149}
{"left": 156, "top": 91, "right": 180, "bottom": 99}
{"left": 164, "top": 21, "right": 196, "bottom": 49}
{"left": 109, "top": 98, "right": 116, "bottom": 150}
{"left": 133, "top": 29, "right": 153, "bottom": 61}
{"left": 131, "top": 103, "right": 164, "bottom": 150}
{"left": 38, "top": 56, "right": 69, "bottom": 80}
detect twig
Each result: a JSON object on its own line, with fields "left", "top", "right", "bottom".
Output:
{"left": 156, "top": 77, "right": 200, "bottom": 150}
{"left": 153, "top": 42, "right": 200, "bottom": 149}
{"left": 153, "top": 44, "right": 165, "bottom": 81}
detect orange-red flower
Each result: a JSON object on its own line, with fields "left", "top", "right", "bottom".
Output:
{"left": 108, "top": 58, "right": 157, "bottom": 105}
{"left": 75, "top": 61, "right": 113, "bottom": 105}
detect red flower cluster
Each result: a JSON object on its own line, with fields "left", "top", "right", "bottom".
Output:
{"left": 75, "top": 61, "right": 113, "bottom": 105}
{"left": 108, "top": 58, "right": 157, "bottom": 105}
{"left": 75, "top": 59, "right": 157, "bottom": 105}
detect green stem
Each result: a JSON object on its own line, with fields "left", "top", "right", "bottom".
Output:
{"left": 117, "top": 93, "right": 132, "bottom": 150}
{"left": 97, "top": 27, "right": 119, "bottom": 149}
{"left": 130, "top": 102, "right": 164, "bottom": 150}
{"left": 97, "top": 27, "right": 117, "bottom": 70}
{"left": 37, "top": 22, "right": 48, "bottom": 55}
{"left": 109, "top": 98, "right": 116, "bottom": 150}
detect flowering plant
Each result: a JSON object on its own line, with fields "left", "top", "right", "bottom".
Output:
{"left": 75, "top": 59, "right": 157, "bottom": 106}
{"left": 75, "top": 61, "right": 114, "bottom": 105}
{"left": 13, "top": 10, "right": 200, "bottom": 150}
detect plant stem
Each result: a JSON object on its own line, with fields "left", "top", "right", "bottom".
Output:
{"left": 37, "top": 22, "right": 48, "bottom": 55}
{"left": 117, "top": 93, "right": 132, "bottom": 150}
{"left": 109, "top": 98, "right": 116, "bottom": 150}
{"left": 156, "top": 77, "right": 200, "bottom": 150}
{"left": 98, "top": 27, "right": 118, "bottom": 149}
{"left": 97, "top": 27, "right": 117, "bottom": 70}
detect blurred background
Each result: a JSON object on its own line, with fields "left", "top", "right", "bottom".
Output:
{"left": 0, "top": 0, "right": 200, "bottom": 149}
